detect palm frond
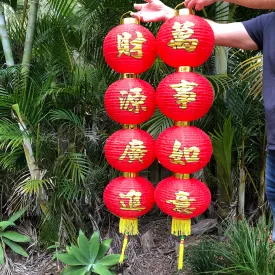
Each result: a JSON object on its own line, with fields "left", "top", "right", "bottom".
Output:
{"left": 49, "top": 109, "right": 83, "bottom": 128}
{"left": 234, "top": 54, "right": 263, "bottom": 98}
{"left": 16, "top": 178, "right": 54, "bottom": 196}
{"left": 60, "top": 153, "right": 91, "bottom": 185}
{"left": 0, "top": 118, "right": 25, "bottom": 149}
{"left": 141, "top": 109, "right": 173, "bottom": 139}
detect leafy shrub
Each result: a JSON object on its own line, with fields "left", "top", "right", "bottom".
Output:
{"left": 55, "top": 230, "right": 122, "bottom": 275}
{"left": 0, "top": 209, "right": 31, "bottom": 264}
{"left": 187, "top": 217, "right": 275, "bottom": 275}
{"left": 187, "top": 238, "right": 226, "bottom": 274}
{"left": 213, "top": 217, "right": 275, "bottom": 275}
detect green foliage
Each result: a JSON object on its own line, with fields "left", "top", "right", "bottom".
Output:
{"left": 187, "top": 239, "right": 225, "bottom": 274}
{"left": 55, "top": 230, "right": 121, "bottom": 275}
{"left": 210, "top": 117, "right": 234, "bottom": 216}
{"left": 0, "top": 209, "right": 31, "bottom": 264}
{"left": 213, "top": 218, "right": 275, "bottom": 275}
{"left": 187, "top": 218, "right": 275, "bottom": 275}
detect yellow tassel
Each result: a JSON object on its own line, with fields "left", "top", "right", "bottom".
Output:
{"left": 119, "top": 218, "right": 138, "bottom": 235}
{"left": 171, "top": 218, "right": 191, "bottom": 236}
{"left": 178, "top": 237, "right": 185, "bottom": 270}
{"left": 119, "top": 234, "right": 128, "bottom": 264}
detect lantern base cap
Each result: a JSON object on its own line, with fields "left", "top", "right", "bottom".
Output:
{"left": 171, "top": 218, "right": 191, "bottom": 236}
{"left": 119, "top": 218, "right": 139, "bottom": 235}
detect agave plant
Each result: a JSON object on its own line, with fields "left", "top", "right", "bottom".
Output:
{"left": 0, "top": 208, "right": 31, "bottom": 264}
{"left": 55, "top": 230, "right": 122, "bottom": 275}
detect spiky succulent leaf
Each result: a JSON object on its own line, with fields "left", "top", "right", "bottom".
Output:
{"left": 89, "top": 231, "right": 100, "bottom": 263}
{"left": 96, "top": 239, "right": 112, "bottom": 260}
{"left": 95, "top": 254, "right": 121, "bottom": 266}
{"left": 70, "top": 244, "right": 89, "bottom": 265}
{"left": 55, "top": 253, "right": 83, "bottom": 266}
{"left": 92, "top": 263, "right": 113, "bottom": 275}
{"left": 61, "top": 265, "right": 88, "bottom": 275}
{"left": 78, "top": 230, "right": 90, "bottom": 257}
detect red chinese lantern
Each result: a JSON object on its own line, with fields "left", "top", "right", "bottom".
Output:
{"left": 104, "top": 176, "right": 155, "bottom": 235}
{"left": 156, "top": 72, "right": 214, "bottom": 121}
{"left": 104, "top": 78, "right": 156, "bottom": 124}
{"left": 104, "top": 129, "right": 155, "bottom": 172}
{"left": 154, "top": 176, "right": 211, "bottom": 236}
{"left": 155, "top": 126, "right": 212, "bottom": 174}
{"left": 103, "top": 18, "right": 156, "bottom": 74}
{"left": 156, "top": 14, "right": 214, "bottom": 68}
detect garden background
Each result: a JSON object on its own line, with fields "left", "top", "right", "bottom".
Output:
{"left": 0, "top": 0, "right": 273, "bottom": 274}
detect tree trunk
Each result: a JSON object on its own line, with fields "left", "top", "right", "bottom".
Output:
{"left": 18, "top": 0, "right": 47, "bottom": 212}
{"left": 238, "top": 131, "right": 245, "bottom": 219}
{"left": 21, "top": 0, "right": 39, "bottom": 75}
{"left": 12, "top": 104, "right": 47, "bottom": 212}
{"left": 0, "top": 4, "right": 14, "bottom": 66}
{"left": 215, "top": 2, "right": 229, "bottom": 75}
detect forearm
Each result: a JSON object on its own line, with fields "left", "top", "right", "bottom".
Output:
{"left": 206, "top": 19, "right": 258, "bottom": 50}
{"left": 225, "top": 0, "right": 275, "bottom": 9}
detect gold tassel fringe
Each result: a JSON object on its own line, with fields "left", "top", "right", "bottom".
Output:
{"left": 171, "top": 218, "right": 191, "bottom": 236}
{"left": 119, "top": 218, "right": 138, "bottom": 235}
{"left": 119, "top": 234, "right": 128, "bottom": 264}
{"left": 178, "top": 237, "right": 185, "bottom": 270}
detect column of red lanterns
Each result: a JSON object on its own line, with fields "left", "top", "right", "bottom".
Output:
{"left": 153, "top": 7, "right": 215, "bottom": 270}
{"left": 102, "top": 16, "right": 157, "bottom": 263}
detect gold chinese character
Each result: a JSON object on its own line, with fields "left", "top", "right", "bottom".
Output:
{"left": 119, "top": 87, "right": 147, "bottom": 113}
{"left": 169, "top": 140, "right": 200, "bottom": 165}
{"left": 167, "top": 191, "right": 196, "bottom": 214}
{"left": 119, "top": 190, "right": 145, "bottom": 211}
{"left": 170, "top": 80, "right": 198, "bottom": 109}
{"left": 117, "top": 31, "right": 146, "bottom": 59}
{"left": 168, "top": 21, "right": 199, "bottom": 52}
{"left": 119, "top": 139, "right": 147, "bottom": 163}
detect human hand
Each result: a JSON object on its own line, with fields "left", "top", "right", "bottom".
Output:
{"left": 131, "top": 0, "right": 174, "bottom": 22}
{"left": 185, "top": 0, "right": 217, "bottom": 10}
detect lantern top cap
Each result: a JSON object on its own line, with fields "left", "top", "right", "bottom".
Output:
{"left": 121, "top": 17, "right": 140, "bottom": 24}
{"left": 174, "top": 2, "right": 194, "bottom": 16}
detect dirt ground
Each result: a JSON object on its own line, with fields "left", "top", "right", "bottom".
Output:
{"left": 114, "top": 217, "right": 196, "bottom": 275}
{"left": 0, "top": 217, "right": 199, "bottom": 275}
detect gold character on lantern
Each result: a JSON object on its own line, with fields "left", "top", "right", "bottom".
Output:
{"left": 119, "top": 190, "right": 145, "bottom": 211}
{"left": 119, "top": 139, "right": 147, "bottom": 163}
{"left": 170, "top": 80, "right": 198, "bottom": 109}
{"left": 168, "top": 21, "right": 199, "bottom": 52}
{"left": 117, "top": 31, "right": 146, "bottom": 59}
{"left": 167, "top": 191, "right": 196, "bottom": 214}
{"left": 169, "top": 140, "right": 200, "bottom": 165}
{"left": 119, "top": 87, "right": 147, "bottom": 113}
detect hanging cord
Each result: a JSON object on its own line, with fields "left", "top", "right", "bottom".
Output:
{"left": 119, "top": 233, "right": 129, "bottom": 264}
{"left": 120, "top": 11, "right": 132, "bottom": 23}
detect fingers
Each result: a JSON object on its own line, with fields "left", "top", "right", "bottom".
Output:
{"left": 185, "top": 0, "right": 205, "bottom": 10}
{"left": 195, "top": 3, "right": 204, "bottom": 10}
{"left": 131, "top": 11, "right": 141, "bottom": 20}
{"left": 184, "top": 0, "right": 191, "bottom": 7}
{"left": 134, "top": 3, "right": 146, "bottom": 10}
{"left": 131, "top": 11, "right": 163, "bottom": 22}
{"left": 185, "top": 0, "right": 197, "bottom": 9}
